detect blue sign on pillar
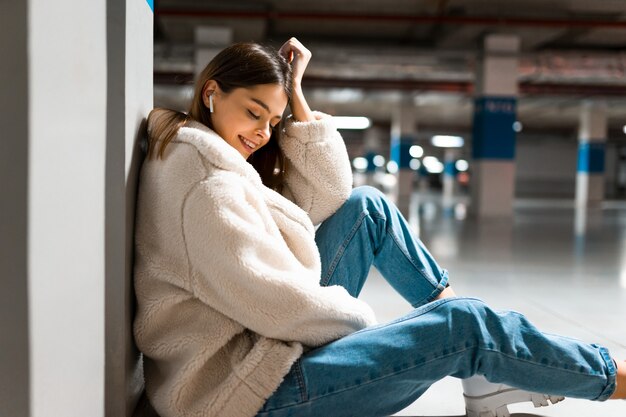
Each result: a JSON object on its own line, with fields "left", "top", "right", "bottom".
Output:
{"left": 444, "top": 160, "right": 457, "bottom": 177}
{"left": 390, "top": 133, "right": 400, "bottom": 168}
{"left": 365, "top": 151, "right": 377, "bottom": 173}
{"left": 577, "top": 142, "right": 605, "bottom": 174}
{"left": 472, "top": 96, "right": 517, "bottom": 160}
{"left": 390, "top": 134, "right": 415, "bottom": 169}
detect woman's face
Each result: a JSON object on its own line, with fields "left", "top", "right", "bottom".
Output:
{"left": 205, "top": 82, "right": 288, "bottom": 160}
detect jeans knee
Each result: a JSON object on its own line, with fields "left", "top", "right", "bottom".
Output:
{"left": 442, "top": 298, "right": 492, "bottom": 344}
{"left": 348, "top": 186, "right": 387, "bottom": 211}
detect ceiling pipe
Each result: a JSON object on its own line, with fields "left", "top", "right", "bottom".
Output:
{"left": 153, "top": 71, "right": 626, "bottom": 96}
{"left": 307, "top": 77, "right": 626, "bottom": 96}
{"left": 155, "top": 9, "right": 626, "bottom": 30}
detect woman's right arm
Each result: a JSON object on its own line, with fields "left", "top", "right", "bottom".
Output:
{"left": 181, "top": 176, "right": 377, "bottom": 347}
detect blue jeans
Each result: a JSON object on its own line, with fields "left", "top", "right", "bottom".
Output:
{"left": 256, "top": 186, "right": 617, "bottom": 417}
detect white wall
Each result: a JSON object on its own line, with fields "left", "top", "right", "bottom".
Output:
{"left": 28, "top": 1, "right": 107, "bottom": 416}
{"left": 515, "top": 137, "right": 578, "bottom": 197}
{"left": 515, "top": 135, "right": 618, "bottom": 198}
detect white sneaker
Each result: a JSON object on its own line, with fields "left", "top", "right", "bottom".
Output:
{"left": 462, "top": 375, "right": 565, "bottom": 417}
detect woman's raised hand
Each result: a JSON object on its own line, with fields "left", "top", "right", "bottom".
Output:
{"left": 278, "top": 38, "right": 315, "bottom": 122}
{"left": 278, "top": 37, "right": 312, "bottom": 89}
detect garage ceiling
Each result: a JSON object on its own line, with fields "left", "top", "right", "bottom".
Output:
{"left": 153, "top": 0, "right": 626, "bottom": 134}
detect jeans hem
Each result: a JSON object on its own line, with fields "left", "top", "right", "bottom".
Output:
{"left": 420, "top": 271, "right": 449, "bottom": 306}
{"left": 594, "top": 347, "right": 617, "bottom": 401}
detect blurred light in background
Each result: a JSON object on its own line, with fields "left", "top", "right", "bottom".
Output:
{"left": 409, "top": 145, "right": 424, "bottom": 158}
{"left": 513, "top": 121, "right": 523, "bottom": 133}
{"left": 457, "top": 171, "right": 470, "bottom": 185}
{"left": 422, "top": 156, "right": 444, "bottom": 173}
{"left": 325, "top": 89, "right": 364, "bottom": 103}
{"left": 373, "top": 155, "right": 386, "bottom": 167}
{"left": 334, "top": 116, "right": 371, "bottom": 130}
{"left": 409, "top": 158, "right": 421, "bottom": 171}
{"left": 623, "top": 125, "right": 626, "bottom": 135}
{"left": 431, "top": 135, "right": 464, "bottom": 148}
{"left": 352, "top": 157, "right": 368, "bottom": 172}
{"left": 377, "top": 173, "right": 398, "bottom": 188}
{"left": 386, "top": 160, "right": 399, "bottom": 174}
{"left": 455, "top": 159, "right": 469, "bottom": 172}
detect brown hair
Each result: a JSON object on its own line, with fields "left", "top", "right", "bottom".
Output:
{"left": 147, "top": 43, "right": 293, "bottom": 191}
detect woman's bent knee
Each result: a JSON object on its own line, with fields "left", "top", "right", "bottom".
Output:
{"left": 347, "top": 186, "right": 389, "bottom": 212}
{"left": 350, "top": 185, "right": 385, "bottom": 201}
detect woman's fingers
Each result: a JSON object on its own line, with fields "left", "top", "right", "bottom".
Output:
{"left": 279, "top": 37, "right": 311, "bottom": 85}
{"left": 278, "top": 40, "right": 294, "bottom": 62}
{"left": 279, "top": 37, "right": 310, "bottom": 61}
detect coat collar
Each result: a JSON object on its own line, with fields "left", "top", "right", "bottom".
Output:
{"left": 176, "top": 120, "right": 264, "bottom": 187}
{"left": 179, "top": 120, "right": 315, "bottom": 234}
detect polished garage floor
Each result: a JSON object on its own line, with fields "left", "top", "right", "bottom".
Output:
{"left": 358, "top": 194, "right": 626, "bottom": 417}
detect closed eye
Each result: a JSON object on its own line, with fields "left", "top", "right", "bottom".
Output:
{"left": 247, "top": 109, "right": 260, "bottom": 120}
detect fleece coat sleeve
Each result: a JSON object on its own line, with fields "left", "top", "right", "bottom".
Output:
{"left": 181, "top": 176, "right": 377, "bottom": 348}
{"left": 279, "top": 112, "right": 354, "bottom": 226}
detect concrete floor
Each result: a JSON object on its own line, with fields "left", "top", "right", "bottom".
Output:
{"left": 358, "top": 192, "right": 626, "bottom": 417}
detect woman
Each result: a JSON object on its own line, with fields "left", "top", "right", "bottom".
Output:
{"left": 133, "top": 38, "right": 625, "bottom": 417}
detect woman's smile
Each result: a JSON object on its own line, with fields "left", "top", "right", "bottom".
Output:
{"left": 239, "top": 135, "right": 259, "bottom": 153}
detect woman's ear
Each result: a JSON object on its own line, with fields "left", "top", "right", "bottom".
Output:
{"left": 201, "top": 80, "right": 219, "bottom": 108}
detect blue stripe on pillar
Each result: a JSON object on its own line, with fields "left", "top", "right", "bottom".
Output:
{"left": 390, "top": 134, "right": 400, "bottom": 166}
{"left": 390, "top": 135, "right": 414, "bottom": 169}
{"left": 472, "top": 96, "right": 517, "bottom": 160}
{"left": 146, "top": 0, "right": 154, "bottom": 12}
{"left": 577, "top": 142, "right": 605, "bottom": 173}
{"left": 444, "top": 160, "right": 456, "bottom": 176}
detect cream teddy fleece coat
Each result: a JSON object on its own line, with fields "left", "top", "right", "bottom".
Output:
{"left": 133, "top": 111, "right": 377, "bottom": 417}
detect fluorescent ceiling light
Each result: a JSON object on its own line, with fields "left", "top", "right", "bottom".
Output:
{"left": 373, "top": 155, "right": 385, "bottom": 167}
{"left": 455, "top": 159, "right": 469, "bottom": 172}
{"left": 409, "top": 145, "right": 424, "bottom": 158}
{"left": 334, "top": 116, "right": 371, "bottom": 130}
{"left": 352, "top": 157, "right": 368, "bottom": 171}
{"left": 431, "top": 135, "right": 464, "bottom": 148}
{"left": 423, "top": 156, "right": 444, "bottom": 173}
{"left": 409, "top": 158, "right": 421, "bottom": 171}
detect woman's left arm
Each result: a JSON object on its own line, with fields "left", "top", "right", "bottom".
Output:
{"left": 278, "top": 38, "right": 353, "bottom": 225}
{"left": 279, "top": 37, "right": 315, "bottom": 123}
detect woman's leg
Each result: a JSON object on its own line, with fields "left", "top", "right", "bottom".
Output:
{"left": 257, "top": 298, "right": 617, "bottom": 417}
{"left": 314, "top": 186, "right": 449, "bottom": 306}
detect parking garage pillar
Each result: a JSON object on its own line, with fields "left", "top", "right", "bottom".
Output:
{"left": 471, "top": 34, "right": 520, "bottom": 218}
{"left": 576, "top": 101, "right": 607, "bottom": 208}
{"left": 443, "top": 149, "right": 457, "bottom": 206}
{"left": 391, "top": 102, "right": 417, "bottom": 216}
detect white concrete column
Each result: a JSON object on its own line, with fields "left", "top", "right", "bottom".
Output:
{"left": 29, "top": 2, "right": 108, "bottom": 416}
{"left": 391, "top": 102, "right": 417, "bottom": 215}
{"left": 105, "top": 0, "right": 153, "bottom": 416}
{"left": 442, "top": 149, "right": 458, "bottom": 206}
{"left": 1, "top": 1, "right": 153, "bottom": 416}
{"left": 575, "top": 101, "right": 607, "bottom": 208}
{"left": 471, "top": 34, "right": 520, "bottom": 218}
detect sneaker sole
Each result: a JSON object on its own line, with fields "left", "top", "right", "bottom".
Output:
{"left": 464, "top": 388, "right": 565, "bottom": 417}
